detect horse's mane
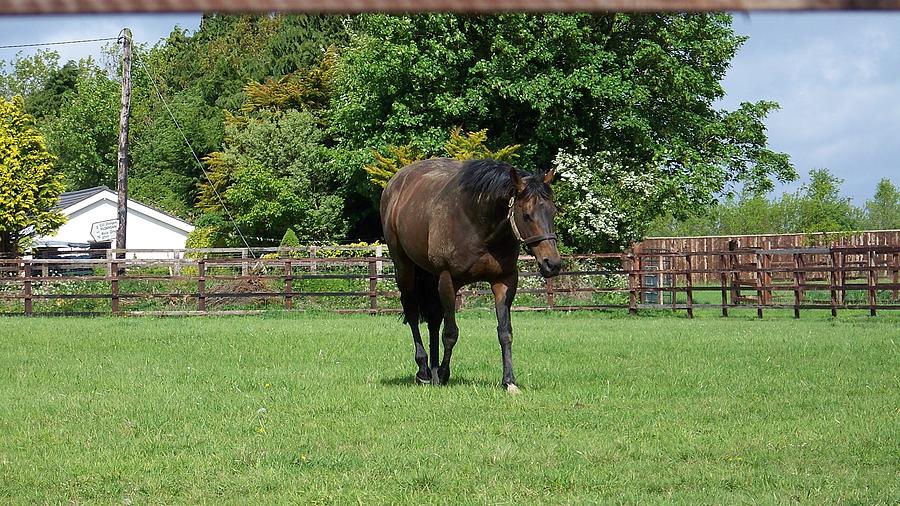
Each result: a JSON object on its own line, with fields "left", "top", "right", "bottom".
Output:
{"left": 457, "top": 159, "right": 550, "bottom": 201}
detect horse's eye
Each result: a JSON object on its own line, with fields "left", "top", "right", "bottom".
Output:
{"left": 523, "top": 213, "right": 532, "bottom": 222}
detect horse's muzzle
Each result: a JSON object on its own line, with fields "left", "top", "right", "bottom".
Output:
{"left": 538, "top": 257, "right": 562, "bottom": 278}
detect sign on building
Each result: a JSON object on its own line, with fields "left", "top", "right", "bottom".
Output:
{"left": 90, "top": 219, "right": 118, "bottom": 242}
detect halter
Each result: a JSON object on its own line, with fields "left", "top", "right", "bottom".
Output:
{"left": 507, "top": 196, "right": 557, "bottom": 247}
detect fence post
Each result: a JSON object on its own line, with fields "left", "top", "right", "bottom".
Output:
{"left": 754, "top": 252, "right": 764, "bottom": 319}
{"left": 729, "top": 250, "right": 740, "bottom": 305}
{"left": 718, "top": 254, "right": 729, "bottom": 317}
{"left": 310, "top": 246, "right": 318, "bottom": 272}
{"left": 375, "top": 244, "right": 383, "bottom": 276}
{"left": 368, "top": 258, "right": 378, "bottom": 314}
{"left": 173, "top": 250, "right": 181, "bottom": 276}
{"left": 241, "top": 248, "right": 249, "bottom": 276}
{"left": 658, "top": 255, "right": 665, "bottom": 306}
{"left": 284, "top": 260, "right": 293, "bottom": 310}
{"left": 545, "top": 277, "right": 555, "bottom": 309}
{"left": 106, "top": 249, "right": 113, "bottom": 280}
{"left": 23, "top": 260, "right": 33, "bottom": 316}
{"left": 893, "top": 252, "right": 899, "bottom": 301}
{"left": 867, "top": 249, "right": 877, "bottom": 316}
{"left": 110, "top": 260, "right": 119, "bottom": 314}
{"left": 829, "top": 250, "right": 838, "bottom": 317}
{"left": 626, "top": 253, "right": 637, "bottom": 315}
{"left": 198, "top": 259, "right": 206, "bottom": 312}
{"left": 837, "top": 250, "right": 846, "bottom": 305}
{"left": 684, "top": 254, "right": 694, "bottom": 319}
{"left": 792, "top": 253, "right": 802, "bottom": 319}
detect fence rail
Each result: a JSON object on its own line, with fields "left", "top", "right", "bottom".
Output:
{"left": 1, "top": 245, "right": 899, "bottom": 317}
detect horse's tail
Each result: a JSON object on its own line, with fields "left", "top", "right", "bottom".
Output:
{"left": 402, "top": 267, "right": 443, "bottom": 325}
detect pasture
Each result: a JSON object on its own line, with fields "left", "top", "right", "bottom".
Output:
{"left": 0, "top": 312, "right": 897, "bottom": 504}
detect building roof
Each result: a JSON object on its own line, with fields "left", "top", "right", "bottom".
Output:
{"left": 56, "top": 186, "right": 110, "bottom": 210}
{"left": 55, "top": 186, "right": 194, "bottom": 231}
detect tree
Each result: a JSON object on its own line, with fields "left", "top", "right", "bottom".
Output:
{"left": 198, "top": 108, "right": 347, "bottom": 244}
{"left": 796, "top": 168, "right": 861, "bottom": 234}
{"left": 865, "top": 178, "right": 900, "bottom": 230}
{"left": 121, "top": 14, "right": 348, "bottom": 219}
{"left": 331, "top": 13, "right": 794, "bottom": 250}
{"left": 363, "top": 127, "right": 520, "bottom": 188}
{"left": 42, "top": 66, "right": 119, "bottom": 190}
{"left": 0, "top": 50, "right": 61, "bottom": 101}
{"left": 0, "top": 96, "right": 65, "bottom": 254}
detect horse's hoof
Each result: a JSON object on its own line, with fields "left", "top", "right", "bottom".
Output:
{"left": 506, "top": 384, "right": 521, "bottom": 395}
{"left": 415, "top": 369, "right": 431, "bottom": 384}
{"left": 437, "top": 366, "right": 450, "bottom": 385}
{"left": 430, "top": 367, "right": 441, "bottom": 386}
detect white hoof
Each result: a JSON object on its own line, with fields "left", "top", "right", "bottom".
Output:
{"left": 506, "top": 384, "right": 521, "bottom": 395}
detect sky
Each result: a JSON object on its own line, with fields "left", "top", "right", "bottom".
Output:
{"left": 1, "top": 11, "right": 898, "bottom": 205}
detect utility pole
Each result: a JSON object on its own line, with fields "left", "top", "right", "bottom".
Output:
{"left": 116, "top": 28, "right": 132, "bottom": 258}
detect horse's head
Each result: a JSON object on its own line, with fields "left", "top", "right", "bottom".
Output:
{"left": 509, "top": 167, "right": 562, "bottom": 278}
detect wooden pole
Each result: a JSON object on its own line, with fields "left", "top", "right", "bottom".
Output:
{"left": 368, "top": 258, "right": 378, "bottom": 314}
{"left": 284, "top": 260, "right": 293, "bottom": 310}
{"left": 867, "top": 250, "right": 877, "bottom": 316}
{"left": 792, "top": 253, "right": 802, "bottom": 319}
{"left": 685, "top": 254, "right": 694, "bottom": 319}
{"left": 754, "top": 252, "right": 764, "bottom": 319}
{"left": 829, "top": 250, "right": 838, "bottom": 317}
{"left": 892, "top": 252, "right": 899, "bottom": 301}
{"left": 198, "top": 259, "right": 206, "bottom": 312}
{"left": 110, "top": 261, "right": 119, "bottom": 314}
{"left": 115, "top": 28, "right": 132, "bottom": 259}
{"left": 23, "top": 260, "right": 33, "bottom": 316}
{"left": 719, "top": 254, "right": 728, "bottom": 317}
{"left": 545, "top": 277, "right": 555, "bottom": 309}
{"left": 626, "top": 253, "right": 637, "bottom": 315}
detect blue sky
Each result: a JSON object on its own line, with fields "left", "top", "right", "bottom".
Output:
{"left": 1, "top": 12, "right": 898, "bottom": 204}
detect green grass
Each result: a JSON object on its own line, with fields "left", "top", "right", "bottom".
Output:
{"left": 1, "top": 312, "right": 898, "bottom": 504}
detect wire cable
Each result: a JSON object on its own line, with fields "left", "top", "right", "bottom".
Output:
{"left": 0, "top": 37, "right": 118, "bottom": 50}
{"left": 132, "top": 51, "right": 256, "bottom": 257}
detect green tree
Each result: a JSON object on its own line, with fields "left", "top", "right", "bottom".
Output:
{"left": 0, "top": 96, "right": 65, "bottom": 254}
{"left": 280, "top": 228, "right": 300, "bottom": 247}
{"left": 198, "top": 108, "right": 347, "bottom": 244}
{"left": 0, "top": 50, "right": 61, "bottom": 101}
{"left": 42, "top": 66, "right": 119, "bottom": 190}
{"left": 331, "top": 13, "right": 794, "bottom": 250}
{"left": 864, "top": 178, "right": 900, "bottom": 230}
{"left": 797, "top": 169, "right": 860, "bottom": 234}
{"left": 123, "top": 14, "right": 348, "bottom": 219}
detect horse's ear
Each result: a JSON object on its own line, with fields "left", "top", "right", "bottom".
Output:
{"left": 509, "top": 167, "right": 526, "bottom": 194}
{"left": 542, "top": 166, "right": 556, "bottom": 185}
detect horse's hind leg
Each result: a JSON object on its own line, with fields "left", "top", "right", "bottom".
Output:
{"left": 395, "top": 256, "right": 430, "bottom": 383}
{"left": 427, "top": 311, "right": 441, "bottom": 386}
{"left": 436, "top": 271, "right": 459, "bottom": 385}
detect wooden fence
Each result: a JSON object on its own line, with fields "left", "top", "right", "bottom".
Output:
{"left": 637, "top": 230, "right": 900, "bottom": 284}
{"left": 1, "top": 245, "right": 899, "bottom": 317}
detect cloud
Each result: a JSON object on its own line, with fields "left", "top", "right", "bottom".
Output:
{"left": 721, "top": 12, "right": 900, "bottom": 203}
{"left": 0, "top": 14, "right": 200, "bottom": 63}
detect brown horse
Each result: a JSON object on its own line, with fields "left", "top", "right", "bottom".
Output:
{"left": 380, "top": 158, "right": 561, "bottom": 393}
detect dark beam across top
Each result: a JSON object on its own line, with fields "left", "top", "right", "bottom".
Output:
{"left": 2, "top": 0, "right": 900, "bottom": 15}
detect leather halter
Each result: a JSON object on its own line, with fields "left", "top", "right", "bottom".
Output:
{"left": 507, "top": 196, "right": 557, "bottom": 247}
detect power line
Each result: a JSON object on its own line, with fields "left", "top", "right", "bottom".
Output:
{"left": 0, "top": 37, "right": 118, "bottom": 50}
{"left": 132, "top": 51, "right": 256, "bottom": 257}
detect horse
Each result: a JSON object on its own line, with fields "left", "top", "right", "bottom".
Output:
{"left": 380, "top": 158, "right": 562, "bottom": 393}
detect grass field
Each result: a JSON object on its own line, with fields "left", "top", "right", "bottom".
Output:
{"left": 1, "top": 311, "right": 898, "bottom": 504}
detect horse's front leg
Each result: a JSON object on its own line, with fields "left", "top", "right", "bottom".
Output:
{"left": 491, "top": 274, "right": 519, "bottom": 393}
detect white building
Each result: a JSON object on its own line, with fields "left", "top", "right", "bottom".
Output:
{"left": 34, "top": 186, "right": 194, "bottom": 258}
